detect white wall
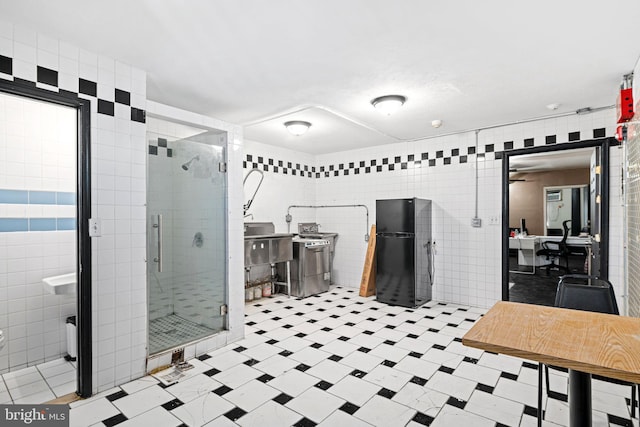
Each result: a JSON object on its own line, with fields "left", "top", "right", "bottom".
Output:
{"left": 0, "top": 22, "right": 247, "bottom": 390}
{"left": 0, "top": 94, "right": 77, "bottom": 373}
{"left": 244, "top": 109, "right": 625, "bottom": 310}
{"left": 243, "top": 139, "right": 316, "bottom": 233}
{"left": 0, "top": 20, "right": 148, "bottom": 392}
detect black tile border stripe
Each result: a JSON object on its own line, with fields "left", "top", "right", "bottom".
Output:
{"left": 2, "top": 55, "right": 145, "bottom": 122}
{"left": 115, "top": 88, "right": 131, "bottom": 105}
{"left": 244, "top": 128, "right": 609, "bottom": 179}
{"left": 98, "top": 99, "right": 115, "bottom": 116}
{"left": 0, "top": 55, "right": 12, "bottom": 75}
{"left": 37, "top": 66, "right": 58, "bottom": 87}
{"left": 79, "top": 78, "right": 97, "bottom": 96}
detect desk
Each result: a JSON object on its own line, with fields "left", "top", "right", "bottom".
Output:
{"left": 540, "top": 235, "right": 593, "bottom": 274}
{"left": 540, "top": 235, "right": 592, "bottom": 247}
{"left": 509, "top": 236, "right": 593, "bottom": 274}
{"left": 462, "top": 301, "right": 640, "bottom": 426}
{"left": 509, "top": 236, "right": 540, "bottom": 274}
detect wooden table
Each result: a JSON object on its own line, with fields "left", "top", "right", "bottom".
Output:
{"left": 462, "top": 301, "right": 640, "bottom": 426}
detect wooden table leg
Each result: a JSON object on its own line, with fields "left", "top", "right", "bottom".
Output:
{"left": 569, "top": 370, "right": 591, "bottom": 427}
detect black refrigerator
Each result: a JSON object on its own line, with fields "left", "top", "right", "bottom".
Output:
{"left": 376, "top": 198, "right": 433, "bottom": 308}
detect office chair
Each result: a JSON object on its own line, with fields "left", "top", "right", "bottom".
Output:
{"left": 536, "top": 219, "right": 571, "bottom": 274}
{"left": 537, "top": 275, "right": 638, "bottom": 425}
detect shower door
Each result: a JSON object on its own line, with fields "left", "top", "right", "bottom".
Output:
{"left": 147, "top": 120, "right": 227, "bottom": 355}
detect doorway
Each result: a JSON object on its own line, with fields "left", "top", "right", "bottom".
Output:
{"left": 501, "top": 138, "right": 612, "bottom": 304}
{"left": 0, "top": 80, "right": 92, "bottom": 400}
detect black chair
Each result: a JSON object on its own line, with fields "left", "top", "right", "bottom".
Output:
{"left": 536, "top": 220, "right": 571, "bottom": 273}
{"left": 537, "top": 275, "right": 638, "bottom": 425}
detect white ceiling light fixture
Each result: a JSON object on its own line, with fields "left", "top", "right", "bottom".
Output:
{"left": 284, "top": 120, "right": 311, "bottom": 136}
{"left": 371, "top": 95, "right": 406, "bottom": 116}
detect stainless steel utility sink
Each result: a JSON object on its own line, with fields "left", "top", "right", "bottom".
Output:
{"left": 244, "top": 223, "right": 293, "bottom": 267}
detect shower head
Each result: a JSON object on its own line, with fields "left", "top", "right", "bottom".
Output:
{"left": 181, "top": 155, "right": 200, "bottom": 171}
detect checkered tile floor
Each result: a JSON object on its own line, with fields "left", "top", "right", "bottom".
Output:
{"left": 69, "top": 287, "right": 637, "bottom": 426}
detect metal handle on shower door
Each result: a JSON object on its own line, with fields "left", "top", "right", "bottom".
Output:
{"left": 153, "top": 214, "right": 163, "bottom": 272}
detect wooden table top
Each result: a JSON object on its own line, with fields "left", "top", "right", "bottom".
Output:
{"left": 462, "top": 301, "right": 640, "bottom": 384}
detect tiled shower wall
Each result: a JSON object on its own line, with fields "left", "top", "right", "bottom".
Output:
{"left": 0, "top": 20, "right": 148, "bottom": 392}
{"left": 145, "top": 101, "right": 245, "bottom": 373}
{"left": 146, "top": 118, "right": 227, "bottom": 331}
{"left": 245, "top": 109, "right": 625, "bottom": 310}
{"left": 0, "top": 94, "right": 77, "bottom": 373}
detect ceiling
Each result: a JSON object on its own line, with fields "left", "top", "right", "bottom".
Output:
{"left": 509, "top": 147, "right": 594, "bottom": 173}
{"left": 3, "top": 1, "right": 640, "bottom": 154}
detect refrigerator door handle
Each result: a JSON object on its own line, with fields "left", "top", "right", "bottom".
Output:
{"left": 389, "top": 232, "right": 415, "bottom": 238}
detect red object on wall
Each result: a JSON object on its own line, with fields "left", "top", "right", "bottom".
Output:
{"left": 617, "top": 87, "right": 634, "bottom": 123}
{"left": 616, "top": 125, "right": 626, "bottom": 142}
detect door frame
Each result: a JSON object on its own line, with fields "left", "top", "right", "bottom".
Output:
{"left": 0, "top": 80, "right": 92, "bottom": 397}
{"left": 501, "top": 137, "right": 613, "bottom": 301}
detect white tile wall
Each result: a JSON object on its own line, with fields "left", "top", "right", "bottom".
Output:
{"left": 243, "top": 139, "right": 316, "bottom": 233}
{"left": 626, "top": 58, "right": 640, "bottom": 318}
{"left": 0, "top": 19, "right": 149, "bottom": 392}
{"left": 317, "top": 110, "right": 623, "bottom": 309}
{"left": 244, "top": 109, "right": 624, "bottom": 310}
{"left": 0, "top": 93, "right": 77, "bottom": 374}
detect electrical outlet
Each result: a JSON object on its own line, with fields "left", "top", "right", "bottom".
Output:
{"left": 489, "top": 215, "right": 500, "bottom": 225}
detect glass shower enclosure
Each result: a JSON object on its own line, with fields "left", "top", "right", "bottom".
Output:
{"left": 146, "top": 118, "right": 227, "bottom": 356}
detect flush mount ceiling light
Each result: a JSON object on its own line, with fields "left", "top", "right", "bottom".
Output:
{"left": 371, "top": 95, "right": 406, "bottom": 116}
{"left": 284, "top": 120, "right": 311, "bottom": 136}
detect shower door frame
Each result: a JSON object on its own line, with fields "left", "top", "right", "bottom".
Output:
{"left": 145, "top": 114, "right": 229, "bottom": 357}
{"left": 0, "top": 80, "right": 93, "bottom": 397}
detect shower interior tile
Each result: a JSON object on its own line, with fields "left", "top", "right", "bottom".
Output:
{"left": 148, "top": 314, "right": 216, "bottom": 355}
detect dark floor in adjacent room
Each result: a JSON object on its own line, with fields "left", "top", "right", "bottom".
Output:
{"left": 508, "top": 254, "right": 588, "bottom": 306}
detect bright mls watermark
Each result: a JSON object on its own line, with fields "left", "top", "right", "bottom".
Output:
{"left": 1, "top": 405, "right": 69, "bottom": 426}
